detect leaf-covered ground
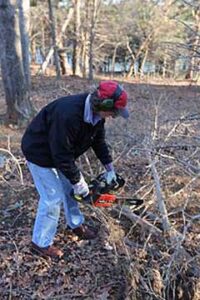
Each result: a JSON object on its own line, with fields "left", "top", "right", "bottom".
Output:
{"left": 0, "top": 75, "right": 200, "bottom": 299}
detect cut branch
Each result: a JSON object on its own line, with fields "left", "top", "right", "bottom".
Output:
{"left": 147, "top": 151, "right": 171, "bottom": 233}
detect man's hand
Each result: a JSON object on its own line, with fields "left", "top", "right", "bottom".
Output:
{"left": 103, "top": 170, "right": 117, "bottom": 185}
{"left": 73, "top": 174, "right": 89, "bottom": 197}
{"left": 103, "top": 163, "right": 117, "bottom": 185}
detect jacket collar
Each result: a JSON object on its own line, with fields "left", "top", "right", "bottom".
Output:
{"left": 84, "top": 94, "right": 101, "bottom": 125}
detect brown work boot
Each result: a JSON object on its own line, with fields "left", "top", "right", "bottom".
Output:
{"left": 72, "top": 224, "right": 97, "bottom": 240}
{"left": 31, "top": 242, "right": 63, "bottom": 259}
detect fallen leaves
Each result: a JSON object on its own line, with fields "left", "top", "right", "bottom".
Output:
{"left": 0, "top": 76, "right": 200, "bottom": 299}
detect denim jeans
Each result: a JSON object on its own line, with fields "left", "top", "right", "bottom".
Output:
{"left": 27, "top": 161, "right": 84, "bottom": 248}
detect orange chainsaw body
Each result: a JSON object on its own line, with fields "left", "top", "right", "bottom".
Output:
{"left": 93, "top": 193, "right": 116, "bottom": 207}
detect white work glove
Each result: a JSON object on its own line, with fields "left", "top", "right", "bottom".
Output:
{"left": 73, "top": 174, "right": 89, "bottom": 197}
{"left": 103, "top": 170, "right": 117, "bottom": 185}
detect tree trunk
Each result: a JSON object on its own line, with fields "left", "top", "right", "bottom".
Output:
{"left": 72, "top": 0, "right": 81, "bottom": 76}
{"left": 127, "top": 63, "right": 135, "bottom": 78}
{"left": 162, "top": 56, "right": 167, "bottom": 78}
{"left": 48, "top": 0, "right": 60, "bottom": 79}
{"left": 58, "top": 49, "right": 70, "bottom": 75}
{"left": 41, "top": 18, "right": 46, "bottom": 59}
{"left": 88, "top": 0, "right": 101, "bottom": 80}
{"left": 0, "top": 0, "right": 34, "bottom": 125}
{"left": 126, "top": 39, "right": 135, "bottom": 78}
{"left": 88, "top": 1, "right": 94, "bottom": 80}
{"left": 126, "top": 31, "right": 153, "bottom": 78}
{"left": 140, "top": 48, "right": 148, "bottom": 77}
{"left": 40, "top": 7, "right": 73, "bottom": 75}
{"left": 185, "top": 8, "right": 200, "bottom": 80}
{"left": 82, "top": 29, "right": 89, "bottom": 78}
{"left": 82, "top": 1, "right": 89, "bottom": 78}
{"left": 17, "top": 0, "right": 31, "bottom": 89}
{"left": 30, "top": 37, "right": 36, "bottom": 63}
{"left": 111, "top": 43, "right": 119, "bottom": 78}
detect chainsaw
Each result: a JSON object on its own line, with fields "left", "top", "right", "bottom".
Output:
{"left": 72, "top": 173, "right": 144, "bottom": 209}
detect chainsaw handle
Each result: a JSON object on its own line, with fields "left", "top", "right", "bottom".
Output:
{"left": 71, "top": 190, "right": 117, "bottom": 207}
{"left": 70, "top": 190, "right": 92, "bottom": 203}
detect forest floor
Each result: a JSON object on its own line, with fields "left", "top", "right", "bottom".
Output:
{"left": 0, "top": 74, "right": 200, "bottom": 300}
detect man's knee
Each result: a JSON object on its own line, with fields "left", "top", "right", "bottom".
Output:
{"left": 42, "top": 196, "right": 63, "bottom": 220}
{"left": 47, "top": 205, "right": 60, "bottom": 220}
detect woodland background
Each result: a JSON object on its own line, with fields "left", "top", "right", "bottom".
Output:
{"left": 0, "top": 1, "right": 200, "bottom": 299}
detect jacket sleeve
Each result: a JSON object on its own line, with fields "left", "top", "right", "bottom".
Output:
{"left": 91, "top": 123, "right": 112, "bottom": 165}
{"left": 48, "top": 112, "right": 81, "bottom": 184}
